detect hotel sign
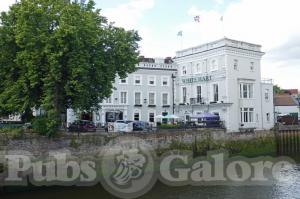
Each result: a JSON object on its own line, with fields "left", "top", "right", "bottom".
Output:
{"left": 182, "top": 75, "right": 212, "bottom": 84}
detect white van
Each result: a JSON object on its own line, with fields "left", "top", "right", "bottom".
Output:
{"left": 114, "top": 120, "right": 134, "bottom": 133}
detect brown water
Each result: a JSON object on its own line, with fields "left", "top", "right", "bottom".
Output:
{"left": 1, "top": 164, "right": 300, "bottom": 199}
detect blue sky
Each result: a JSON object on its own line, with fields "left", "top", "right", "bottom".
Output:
{"left": 1, "top": 0, "right": 300, "bottom": 89}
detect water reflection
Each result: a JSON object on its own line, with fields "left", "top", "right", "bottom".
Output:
{"left": 1, "top": 165, "right": 300, "bottom": 199}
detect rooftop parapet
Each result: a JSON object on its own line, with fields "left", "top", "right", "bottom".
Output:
{"left": 176, "top": 37, "right": 263, "bottom": 58}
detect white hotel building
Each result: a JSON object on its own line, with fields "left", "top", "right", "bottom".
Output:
{"left": 68, "top": 38, "right": 274, "bottom": 132}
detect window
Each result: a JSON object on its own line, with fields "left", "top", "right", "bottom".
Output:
{"left": 234, "top": 59, "right": 238, "bottom": 70}
{"left": 182, "top": 66, "right": 187, "bottom": 75}
{"left": 119, "top": 78, "right": 128, "bottom": 84}
{"left": 162, "top": 93, "right": 169, "bottom": 105}
{"left": 148, "top": 76, "right": 156, "bottom": 86}
{"left": 149, "top": 113, "right": 155, "bottom": 123}
{"left": 134, "top": 112, "right": 140, "bottom": 121}
{"left": 149, "top": 92, "right": 155, "bottom": 105}
{"left": 105, "top": 96, "right": 112, "bottom": 104}
{"left": 162, "top": 76, "right": 169, "bottom": 86}
{"left": 266, "top": 113, "right": 270, "bottom": 122}
{"left": 265, "top": 89, "right": 269, "bottom": 101}
{"left": 196, "top": 63, "right": 201, "bottom": 73}
{"left": 240, "top": 107, "right": 254, "bottom": 123}
{"left": 197, "top": 86, "right": 202, "bottom": 103}
{"left": 135, "top": 92, "right": 141, "bottom": 105}
{"left": 120, "top": 92, "right": 127, "bottom": 104}
{"left": 213, "top": 84, "right": 219, "bottom": 102}
{"left": 250, "top": 62, "right": 254, "bottom": 71}
{"left": 182, "top": 87, "right": 187, "bottom": 103}
{"left": 211, "top": 60, "right": 218, "bottom": 71}
{"left": 134, "top": 75, "right": 142, "bottom": 85}
{"left": 240, "top": 83, "right": 254, "bottom": 99}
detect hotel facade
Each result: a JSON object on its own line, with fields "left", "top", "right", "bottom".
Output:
{"left": 68, "top": 38, "right": 275, "bottom": 132}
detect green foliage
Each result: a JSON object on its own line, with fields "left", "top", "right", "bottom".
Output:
{"left": 70, "top": 135, "right": 80, "bottom": 149}
{"left": 273, "top": 84, "right": 284, "bottom": 94}
{"left": 0, "top": 0, "right": 141, "bottom": 135}
{"left": 165, "top": 136, "right": 276, "bottom": 158}
{"left": 32, "top": 117, "right": 48, "bottom": 136}
{"left": 159, "top": 124, "right": 181, "bottom": 129}
{"left": 0, "top": 128, "right": 24, "bottom": 139}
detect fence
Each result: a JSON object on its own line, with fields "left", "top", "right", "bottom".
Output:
{"left": 276, "top": 128, "right": 300, "bottom": 155}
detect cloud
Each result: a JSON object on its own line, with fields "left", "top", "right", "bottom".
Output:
{"left": 214, "top": 0, "right": 224, "bottom": 5}
{"left": 179, "top": 0, "right": 300, "bottom": 88}
{"left": 0, "top": 0, "right": 15, "bottom": 12}
{"left": 101, "top": 0, "right": 155, "bottom": 30}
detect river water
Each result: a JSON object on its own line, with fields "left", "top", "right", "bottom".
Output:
{"left": 1, "top": 164, "right": 300, "bottom": 199}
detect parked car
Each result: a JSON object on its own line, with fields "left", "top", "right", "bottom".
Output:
{"left": 68, "top": 120, "right": 96, "bottom": 132}
{"left": 114, "top": 120, "right": 134, "bottom": 133}
{"left": 133, "top": 121, "right": 151, "bottom": 131}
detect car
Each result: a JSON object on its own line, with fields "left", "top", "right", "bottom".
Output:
{"left": 133, "top": 121, "right": 151, "bottom": 131}
{"left": 68, "top": 120, "right": 96, "bottom": 132}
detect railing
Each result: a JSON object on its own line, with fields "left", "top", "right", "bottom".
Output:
{"left": 261, "top": 78, "right": 273, "bottom": 84}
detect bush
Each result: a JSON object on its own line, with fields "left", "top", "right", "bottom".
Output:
{"left": 0, "top": 128, "right": 24, "bottom": 139}
{"left": 32, "top": 117, "right": 49, "bottom": 136}
{"left": 159, "top": 124, "right": 180, "bottom": 129}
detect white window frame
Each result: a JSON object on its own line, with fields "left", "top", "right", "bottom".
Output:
{"left": 161, "top": 76, "right": 169, "bottom": 86}
{"left": 265, "top": 89, "right": 270, "bottom": 101}
{"left": 105, "top": 96, "right": 112, "bottom": 104}
{"left": 239, "top": 83, "right": 254, "bottom": 99}
{"left": 212, "top": 83, "right": 219, "bottom": 102}
{"left": 250, "top": 62, "right": 254, "bottom": 71}
{"left": 134, "top": 91, "right": 142, "bottom": 105}
{"left": 134, "top": 75, "right": 142, "bottom": 85}
{"left": 133, "top": 110, "right": 141, "bottom": 121}
{"left": 119, "top": 91, "right": 128, "bottom": 105}
{"left": 182, "top": 66, "right": 187, "bottom": 75}
{"left": 119, "top": 77, "right": 128, "bottom": 84}
{"left": 210, "top": 59, "right": 218, "bottom": 72}
{"left": 196, "top": 85, "right": 202, "bottom": 103}
{"left": 195, "top": 63, "right": 202, "bottom": 74}
{"left": 234, "top": 59, "right": 238, "bottom": 70}
{"left": 148, "top": 111, "right": 156, "bottom": 123}
{"left": 162, "top": 92, "right": 169, "bottom": 106}
{"left": 148, "top": 75, "right": 156, "bottom": 86}
{"left": 148, "top": 91, "right": 156, "bottom": 105}
{"left": 240, "top": 107, "right": 255, "bottom": 123}
{"left": 182, "top": 87, "right": 187, "bottom": 103}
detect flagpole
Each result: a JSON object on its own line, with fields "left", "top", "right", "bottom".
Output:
{"left": 220, "top": 16, "right": 225, "bottom": 38}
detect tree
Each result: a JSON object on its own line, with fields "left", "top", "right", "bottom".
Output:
{"left": 273, "top": 85, "right": 284, "bottom": 94}
{"left": 0, "top": 0, "right": 141, "bottom": 136}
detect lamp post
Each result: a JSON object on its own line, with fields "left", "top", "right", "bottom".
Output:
{"left": 171, "top": 73, "right": 176, "bottom": 114}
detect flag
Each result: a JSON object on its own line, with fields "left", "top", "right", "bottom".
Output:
{"left": 220, "top": 16, "right": 223, "bottom": 22}
{"left": 177, "top": 31, "right": 183, "bottom": 37}
{"left": 194, "top": 15, "right": 200, "bottom": 23}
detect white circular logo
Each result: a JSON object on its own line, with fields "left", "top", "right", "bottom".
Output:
{"left": 100, "top": 136, "right": 156, "bottom": 199}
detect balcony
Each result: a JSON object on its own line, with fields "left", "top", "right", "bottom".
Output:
{"left": 134, "top": 104, "right": 143, "bottom": 107}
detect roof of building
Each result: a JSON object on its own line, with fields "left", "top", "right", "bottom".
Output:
{"left": 282, "top": 89, "right": 299, "bottom": 96}
{"left": 274, "top": 94, "right": 299, "bottom": 106}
